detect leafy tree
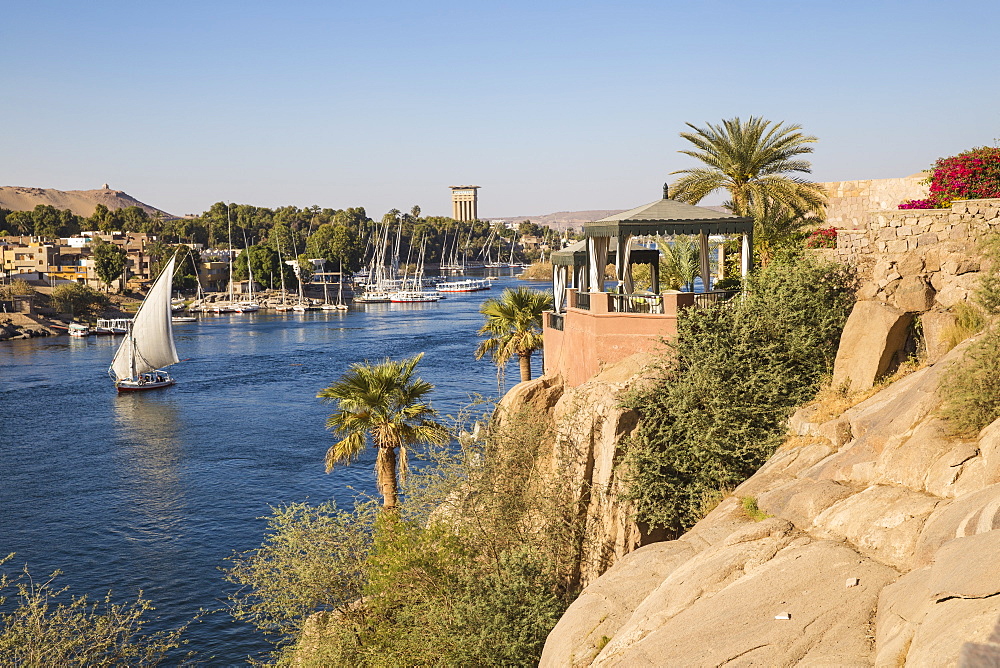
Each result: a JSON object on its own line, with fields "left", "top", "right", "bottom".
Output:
{"left": 475, "top": 287, "right": 553, "bottom": 387}
{"left": 622, "top": 252, "right": 857, "bottom": 535}
{"left": 316, "top": 354, "right": 449, "bottom": 509}
{"left": 0, "top": 279, "right": 34, "bottom": 300}
{"left": 114, "top": 206, "right": 150, "bottom": 232}
{"left": 87, "top": 204, "right": 112, "bottom": 231}
{"left": 234, "top": 244, "right": 291, "bottom": 289}
{"left": 306, "top": 224, "right": 364, "bottom": 271}
{"left": 670, "top": 116, "right": 826, "bottom": 262}
{"left": 5, "top": 211, "right": 33, "bottom": 236}
{"left": 91, "top": 239, "right": 128, "bottom": 292}
{"left": 50, "top": 283, "right": 107, "bottom": 318}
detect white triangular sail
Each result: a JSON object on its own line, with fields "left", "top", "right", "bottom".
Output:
{"left": 111, "top": 256, "right": 180, "bottom": 380}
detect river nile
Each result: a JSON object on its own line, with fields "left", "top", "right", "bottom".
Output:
{"left": 0, "top": 273, "right": 537, "bottom": 663}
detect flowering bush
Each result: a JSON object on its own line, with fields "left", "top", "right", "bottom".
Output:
{"left": 900, "top": 146, "right": 1000, "bottom": 209}
{"left": 805, "top": 226, "right": 838, "bottom": 248}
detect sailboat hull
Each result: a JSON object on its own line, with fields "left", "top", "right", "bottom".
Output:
{"left": 116, "top": 372, "right": 175, "bottom": 392}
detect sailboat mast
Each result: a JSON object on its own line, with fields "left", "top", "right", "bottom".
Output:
{"left": 227, "top": 203, "right": 234, "bottom": 303}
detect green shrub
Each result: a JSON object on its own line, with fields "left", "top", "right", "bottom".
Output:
{"left": 225, "top": 501, "right": 376, "bottom": 642}
{"left": 740, "top": 497, "right": 772, "bottom": 522}
{"left": 940, "top": 328, "right": 1000, "bottom": 436}
{"left": 621, "top": 252, "right": 857, "bottom": 536}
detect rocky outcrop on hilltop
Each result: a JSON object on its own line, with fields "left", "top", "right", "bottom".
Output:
{"left": 540, "top": 336, "right": 1000, "bottom": 666}
{"left": 0, "top": 185, "right": 171, "bottom": 218}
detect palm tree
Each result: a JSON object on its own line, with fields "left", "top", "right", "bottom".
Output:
{"left": 475, "top": 287, "right": 553, "bottom": 388}
{"left": 669, "top": 116, "right": 826, "bottom": 258}
{"left": 316, "top": 353, "right": 448, "bottom": 510}
{"left": 657, "top": 235, "right": 700, "bottom": 292}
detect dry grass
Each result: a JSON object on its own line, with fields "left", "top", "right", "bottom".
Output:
{"left": 804, "top": 358, "right": 927, "bottom": 425}
{"left": 695, "top": 487, "right": 733, "bottom": 521}
{"left": 941, "top": 302, "right": 987, "bottom": 352}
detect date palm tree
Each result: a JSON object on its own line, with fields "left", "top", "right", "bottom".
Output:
{"left": 317, "top": 353, "right": 448, "bottom": 510}
{"left": 670, "top": 116, "right": 826, "bottom": 259}
{"left": 475, "top": 287, "right": 553, "bottom": 389}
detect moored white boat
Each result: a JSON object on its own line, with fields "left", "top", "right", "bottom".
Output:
{"left": 95, "top": 318, "right": 131, "bottom": 335}
{"left": 354, "top": 290, "right": 391, "bottom": 303}
{"left": 68, "top": 322, "right": 90, "bottom": 337}
{"left": 389, "top": 290, "right": 442, "bottom": 303}
{"left": 437, "top": 278, "right": 491, "bottom": 293}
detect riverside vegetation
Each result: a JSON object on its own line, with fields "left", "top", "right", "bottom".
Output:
{"left": 226, "top": 405, "right": 582, "bottom": 666}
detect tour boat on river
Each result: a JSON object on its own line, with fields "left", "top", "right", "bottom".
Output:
{"left": 437, "top": 278, "right": 491, "bottom": 293}
{"left": 389, "top": 290, "right": 442, "bottom": 303}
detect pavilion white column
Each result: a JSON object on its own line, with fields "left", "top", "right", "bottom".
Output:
{"left": 718, "top": 242, "right": 726, "bottom": 281}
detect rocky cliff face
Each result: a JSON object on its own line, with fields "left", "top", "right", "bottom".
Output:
{"left": 498, "top": 351, "right": 668, "bottom": 586}
{"left": 539, "top": 336, "right": 1000, "bottom": 666}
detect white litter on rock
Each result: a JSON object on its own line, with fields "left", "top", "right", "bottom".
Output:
{"left": 846, "top": 577, "right": 860, "bottom": 588}
{"left": 775, "top": 612, "right": 791, "bottom": 620}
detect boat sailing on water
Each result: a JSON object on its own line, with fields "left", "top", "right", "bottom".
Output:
{"left": 108, "top": 254, "right": 180, "bottom": 392}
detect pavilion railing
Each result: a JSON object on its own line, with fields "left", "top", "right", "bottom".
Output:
{"left": 608, "top": 293, "right": 665, "bottom": 314}
{"left": 575, "top": 292, "right": 591, "bottom": 310}
{"left": 692, "top": 290, "right": 741, "bottom": 309}
{"left": 548, "top": 313, "right": 565, "bottom": 331}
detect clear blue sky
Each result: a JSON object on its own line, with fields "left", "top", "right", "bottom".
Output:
{"left": 2, "top": 0, "right": 997, "bottom": 218}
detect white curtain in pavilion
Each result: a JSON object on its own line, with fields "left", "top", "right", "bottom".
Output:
{"left": 588, "top": 236, "right": 609, "bottom": 293}
{"left": 615, "top": 235, "right": 634, "bottom": 293}
{"left": 552, "top": 265, "right": 568, "bottom": 313}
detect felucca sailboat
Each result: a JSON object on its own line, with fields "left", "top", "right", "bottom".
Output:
{"left": 109, "top": 255, "right": 180, "bottom": 392}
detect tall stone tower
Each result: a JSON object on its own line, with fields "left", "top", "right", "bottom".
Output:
{"left": 450, "top": 185, "right": 480, "bottom": 221}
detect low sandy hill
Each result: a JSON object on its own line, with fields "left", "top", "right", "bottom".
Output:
{"left": 0, "top": 185, "right": 172, "bottom": 218}
{"left": 490, "top": 210, "right": 626, "bottom": 231}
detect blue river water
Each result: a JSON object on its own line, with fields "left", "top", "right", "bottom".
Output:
{"left": 0, "top": 273, "right": 540, "bottom": 664}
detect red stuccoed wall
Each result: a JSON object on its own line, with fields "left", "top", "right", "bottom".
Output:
{"left": 543, "top": 291, "right": 694, "bottom": 387}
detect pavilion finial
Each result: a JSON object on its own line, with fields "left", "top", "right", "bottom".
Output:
{"left": 662, "top": 183, "right": 669, "bottom": 199}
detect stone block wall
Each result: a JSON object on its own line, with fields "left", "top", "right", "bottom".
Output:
{"left": 831, "top": 198, "right": 1000, "bottom": 336}
{"left": 820, "top": 174, "right": 929, "bottom": 229}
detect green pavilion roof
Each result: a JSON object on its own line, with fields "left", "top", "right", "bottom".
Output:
{"left": 584, "top": 186, "right": 753, "bottom": 237}
{"left": 550, "top": 239, "right": 659, "bottom": 266}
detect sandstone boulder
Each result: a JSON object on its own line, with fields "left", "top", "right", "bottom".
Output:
{"left": 921, "top": 309, "right": 959, "bottom": 362}
{"left": 832, "top": 301, "right": 912, "bottom": 392}
{"left": 893, "top": 274, "right": 935, "bottom": 312}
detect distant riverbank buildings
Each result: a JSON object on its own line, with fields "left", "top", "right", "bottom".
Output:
{"left": 450, "top": 185, "right": 480, "bottom": 221}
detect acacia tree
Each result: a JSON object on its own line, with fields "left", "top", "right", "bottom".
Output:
{"left": 670, "top": 116, "right": 826, "bottom": 262}
{"left": 475, "top": 287, "right": 553, "bottom": 388}
{"left": 317, "top": 354, "right": 448, "bottom": 510}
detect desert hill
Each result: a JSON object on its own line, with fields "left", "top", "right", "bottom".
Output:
{"left": 488, "top": 210, "right": 626, "bottom": 231}
{"left": 0, "top": 185, "right": 173, "bottom": 218}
